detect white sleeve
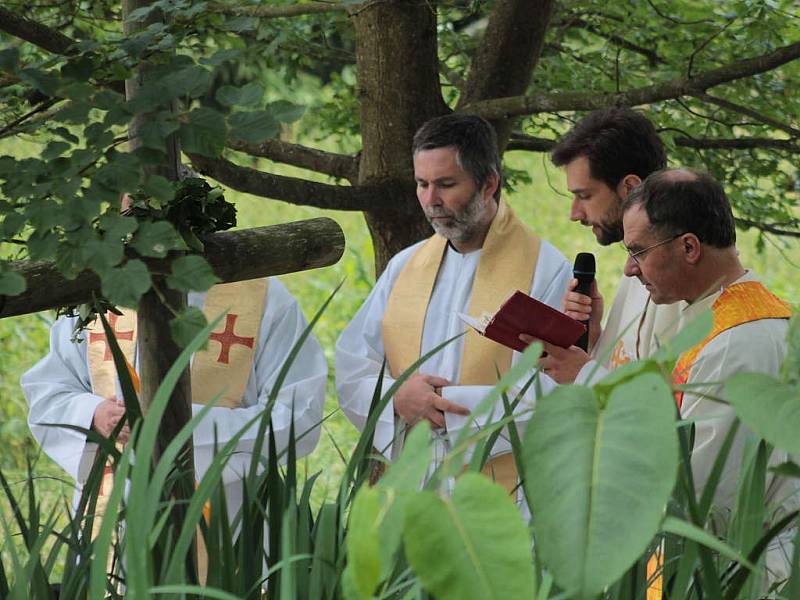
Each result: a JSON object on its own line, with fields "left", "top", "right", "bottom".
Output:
{"left": 21, "top": 316, "right": 103, "bottom": 484}
{"left": 335, "top": 252, "right": 414, "bottom": 458}
{"left": 190, "top": 279, "right": 327, "bottom": 483}
{"left": 681, "top": 319, "right": 790, "bottom": 512}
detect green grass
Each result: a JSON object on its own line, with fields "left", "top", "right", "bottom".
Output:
{"left": 1, "top": 151, "right": 798, "bottom": 578}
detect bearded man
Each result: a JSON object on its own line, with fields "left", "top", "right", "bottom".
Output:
{"left": 336, "top": 114, "right": 572, "bottom": 494}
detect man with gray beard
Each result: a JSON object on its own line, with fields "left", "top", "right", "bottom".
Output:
{"left": 336, "top": 114, "right": 571, "bottom": 495}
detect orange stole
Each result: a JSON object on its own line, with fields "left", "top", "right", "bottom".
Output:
{"left": 672, "top": 281, "right": 791, "bottom": 409}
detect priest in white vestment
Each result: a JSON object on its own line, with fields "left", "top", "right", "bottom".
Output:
{"left": 550, "top": 107, "right": 681, "bottom": 371}
{"left": 534, "top": 169, "right": 797, "bottom": 586}
{"left": 22, "top": 277, "right": 327, "bottom": 522}
{"left": 336, "top": 114, "right": 572, "bottom": 493}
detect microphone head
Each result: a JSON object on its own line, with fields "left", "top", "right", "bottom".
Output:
{"left": 573, "top": 252, "right": 596, "bottom": 277}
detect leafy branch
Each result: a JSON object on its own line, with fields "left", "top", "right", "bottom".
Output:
{"left": 463, "top": 41, "right": 800, "bottom": 118}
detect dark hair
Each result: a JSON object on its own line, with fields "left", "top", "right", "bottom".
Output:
{"left": 412, "top": 114, "right": 502, "bottom": 200}
{"left": 551, "top": 107, "right": 666, "bottom": 189}
{"left": 623, "top": 168, "right": 736, "bottom": 248}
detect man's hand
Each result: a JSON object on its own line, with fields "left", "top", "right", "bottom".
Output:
{"left": 92, "top": 398, "right": 130, "bottom": 444}
{"left": 519, "top": 336, "right": 591, "bottom": 384}
{"left": 393, "top": 373, "right": 469, "bottom": 430}
{"left": 562, "top": 278, "right": 604, "bottom": 351}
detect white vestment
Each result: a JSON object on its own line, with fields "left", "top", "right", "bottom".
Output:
{"left": 336, "top": 235, "right": 572, "bottom": 479}
{"left": 579, "top": 271, "right": 797, "bottom": 583}
{"left": 593, "top": 274, "right": 681, "bottom": 366}
{"left": 22, "top": 277, "right": 327, "bottom": 520}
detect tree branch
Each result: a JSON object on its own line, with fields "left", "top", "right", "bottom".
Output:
{"left": 735, "top": 217, "right": 800, "bottom": 238}
{"left": 675, "top": 137, "right": 800, "bottom": 151}
{"left": 566, "top": 17, "right": 664, "bottom": 66}
{"left": 506, "top": 134, "right": 555, "bottom": 152}
{"left": 188, "top": 152, "right": 412, "bottom": 212}
{"left": 698, "top": 93, "right": 800, "bottom": 137}
{"left": 227, "top": 138, "right": 359, "bottom": 182}
{"left": 0, "top": 7, "right": 77, "bottom": 55}
{"left": 463, "top": 41, "right": 800, "bottom": 118}
{"left": 206, "top": 1, "right": 349, "bottom": 19}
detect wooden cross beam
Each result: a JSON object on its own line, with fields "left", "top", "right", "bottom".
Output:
{"left": 0, "top": 217, "right": 345, "bottom": 318}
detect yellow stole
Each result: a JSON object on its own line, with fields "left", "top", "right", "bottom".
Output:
{"left": 87, "top": 278, "right": 269, "bottom": 408}
{"left": 382, "top": 201, "right": 541, "bottom": 491}
{"left": 672, "top": 280, "right": 791, "bottom": 408}
{"left": 383, "top": 201, "right": 541, "bottom": 384}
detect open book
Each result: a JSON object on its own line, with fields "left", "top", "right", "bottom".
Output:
{"left": 458, "top": 290, "right": 587, "bottom": 352}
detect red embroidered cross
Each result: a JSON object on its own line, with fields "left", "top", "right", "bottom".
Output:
{"left": 89, "top": 313, "right": 134, "bottom": 361}
{"left": 209, "top": 313, "right": 255, "bottom": 364}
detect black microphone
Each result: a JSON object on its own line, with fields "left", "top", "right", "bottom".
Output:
{"left": 573, "top": 252, "right": 596, "bottom": 351}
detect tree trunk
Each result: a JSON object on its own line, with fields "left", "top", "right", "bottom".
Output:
{"left": 352, "top": 0, "right": 447, "bottom": 275}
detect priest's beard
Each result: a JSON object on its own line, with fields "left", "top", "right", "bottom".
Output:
{"left": 593, "top": 203, "right": 624, "bottom": 246}
{"left": 424, "top": 191, "right": 489, "bottom": 245}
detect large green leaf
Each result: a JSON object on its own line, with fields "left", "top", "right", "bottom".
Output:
{"left": 166, "top": 255, "right": 220, "bottom": 292}
{"left": 179, "top": 107, "right": 226, "bottom": 156}
{"left": 130, "top": 221, "right": 184, "bottom": 258}
{"left": 228, "top": 110, "right": 279, "bottom": 144}
{"left": 725, "top": 372, "right": 800, "bottom": 453}
{"left": 100, "top": 259, "right": 152, "bottom": 307}
{"left": 403, "top": 472, "right": 536, "bottom": 600}
{"left": 0, "top": 269, "right": 26, "bottom": 296}
{"left": 346, "top": 486, "right": 383, "bottom": 600}
{"left": 524, "top": 373, "right": 678, "bottom": 599}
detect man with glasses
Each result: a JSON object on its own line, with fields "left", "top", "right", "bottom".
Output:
{"left": 548, "top": 108, "right": 680, "bottom": 384}
{"left": 533, "top": 168, "right": 796, "bottom": 585}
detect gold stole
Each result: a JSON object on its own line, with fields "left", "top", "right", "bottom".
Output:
{"left": 382, "top": 201, "right": 541, "bottom": 492}
{"left": 85, "top": 278, "right": 269, "bottom": 578}
{"left": 672, "top": 280, "right": 791, "bottom": 408}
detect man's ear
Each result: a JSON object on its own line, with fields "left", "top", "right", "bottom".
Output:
{"left": 682, "top": 233, "right": 702, "bottom": 264}
{"left": 617, "top": 174, "right": 642, "bottom": 200}
{"left": 482, "top": 172, "right": 500, "bottom": 201}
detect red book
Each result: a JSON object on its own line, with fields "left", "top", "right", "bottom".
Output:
{"left": 458, "top": 290, "right": 587, "bottom": 352}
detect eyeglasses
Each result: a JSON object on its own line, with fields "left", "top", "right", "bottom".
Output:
{"left": 625, "top": 233, "right": 684, "bottom": 265}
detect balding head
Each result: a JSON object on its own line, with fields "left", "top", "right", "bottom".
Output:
{"left": 623, "top": 168, "right": 736, "bottom": 248}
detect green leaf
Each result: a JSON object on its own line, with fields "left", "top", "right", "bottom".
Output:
{"left": 81, "top": 237, "right": 124, "bottom": 271}
{"left": 94, "top": 152, "right": 141, "bottom": 194}
{"left": 215, "top": 82, "right": 264, "bottom": 108}
{"left": 165, "top": 65, "right": 211, "bottom": 99}
{"left": 228, "top": 110, "right": 279, "bottom": 144}
{"left": 769, "top": 461, "right": 800, "bottom": 479}
{"left": 221, "top": 16, "right": 257, "bottom": 32}
{"left": 661, "top": 516, "right": 755, "bottom": 570}
{"left": 0, "top": 269, "right": 26, "bottom": 296}
{"left": 404, "top": 473, "right": 536, "bottom": 600}
{"left": 131, "top": 221, "right": 184, "bottom": 258}
{"left": 101, "top": 259, "right": 152, "bottom": 307}
{"left": 166, "top": 255, "right": 220, "bottom": 292}
{"left": 346, "top": 487, "right": 383, "bottom": 599}
{"left": 725, "top": 372, "right": 800, "bottom": 453}
{"left": 267, "top": 100, "right": 306, "bottom": 124}
{"left": 41, "top": 141, "right": 70, "bottom": 161}
{"left": 170, "top": 306, "right": 208, "bottom": 349}
{"left": 142, "top": 174, "right": 175, "bottom": 203}
{"left": 200, "top": 48, "right": 243, "bottom": 67}
{"left": 99, "top": 213, "right": 138, "bottom": 240}
{"left": 19, "top": 68, "right": 59, "bottom": 97}
{"left": 179, "top": 107, "right": 226, "bottom": 157}
{"left": 0, "top": 48, "right": 19, "bottom": 72}
{"left": 523, "top": 373, "right": 679, "bottom": 599}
